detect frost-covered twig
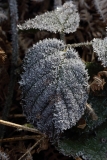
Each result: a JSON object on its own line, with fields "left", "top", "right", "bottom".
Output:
{"left": 67, "top": 41, "right": 92, "bottom": 48}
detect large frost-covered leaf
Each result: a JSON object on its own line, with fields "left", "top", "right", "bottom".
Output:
{"left": 92, "top": 38, "right": 107, "bottom": 67}
{"left": 17, "top": 1, "right": 80, "bottom": 34}
{"left": 20, "top": 38, "right": 89, "bottom": 137}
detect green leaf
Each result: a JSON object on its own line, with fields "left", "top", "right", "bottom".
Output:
{"left": 85, "top": 93, "right": 107, "bottom": 131}
{"left": 57, "top": 122, "right": 107, "bottom": 160}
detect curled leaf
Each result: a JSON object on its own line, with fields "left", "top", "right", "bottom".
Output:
{"left": 90, "top": 76, "right": 106, "bottom": 92}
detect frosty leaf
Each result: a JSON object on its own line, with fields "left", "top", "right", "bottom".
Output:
{"left": 17, "top": 1, "right": 80, "bottom": 34}
{"left": 20, "top": 38, "right": 89, "bottom": 137}
{"left": 92, "top": 38, "right": 107, "bottom": 67}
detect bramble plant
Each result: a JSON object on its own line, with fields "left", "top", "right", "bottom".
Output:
{"left": 1, "top": 0, "right": 107, "bottom": 159}
{"left": 18, "top": 0, "right": 107, "bottom": 159}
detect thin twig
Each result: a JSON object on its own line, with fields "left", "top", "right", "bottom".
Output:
{"left": 0, "top": 114, "right": 25, "bottom": 119}
{"left": 18, "top": 136, "right": 46, "bottom": 160}
{"left": 0, "top": 120, "right": 43, "bottom": 135}
{"left": 9, "top": 114, "right": 25, "bottom": 118}
{"left": 60, "top": 32, "right": 66, "bottom": 43}
{"left": 67, "top": 41, "right": 92, "bottom": 48}
{"left": 0, "top": 135, "right": 42, "bottom": 143}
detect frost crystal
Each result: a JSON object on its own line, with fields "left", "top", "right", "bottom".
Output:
{"left": 17, "top": 1, "right": 80, "bottom": 34}
{"left": 20, "top": 38, "right": 89, "bottom": 137}
{"left": 92, "top": 37, "right": 107, "bottom": 67}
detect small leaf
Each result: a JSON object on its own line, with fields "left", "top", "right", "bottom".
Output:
{"left": 92, "top": 38, "right": 107, "bottom": 67}
{"left": 17, "top": 2, "right": 80, "bottom": 34}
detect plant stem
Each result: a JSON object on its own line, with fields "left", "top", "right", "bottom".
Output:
{"left": 54, "top": 0, "right": 62, "bottom": 9}
{"left": 0, "top": 0, "right": 19, "bottom": 139}
{"left": 60, "top": 32, "right": 66, "bottom": 43}
{"left": 67, "top": 41, "right": 92, "bottom": 48}
{"left": 54, "top": 0, "right": 66, "bottom": 43}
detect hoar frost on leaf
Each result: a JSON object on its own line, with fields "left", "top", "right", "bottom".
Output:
{"left": 17, "top": 1, "right": 80, "bottom": 34}
{"left": 20, "top": 38, "right": 89, "bottom": 137}
{"left": 92, "top": 37, "right": 107, "bottom": 67}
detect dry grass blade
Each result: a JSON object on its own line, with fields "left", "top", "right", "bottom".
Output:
{"left": 0, "top": 135, "right": 42, "bottom": 143}
{"left": 0, "top": 120, "right": 43, "bottom": 135}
